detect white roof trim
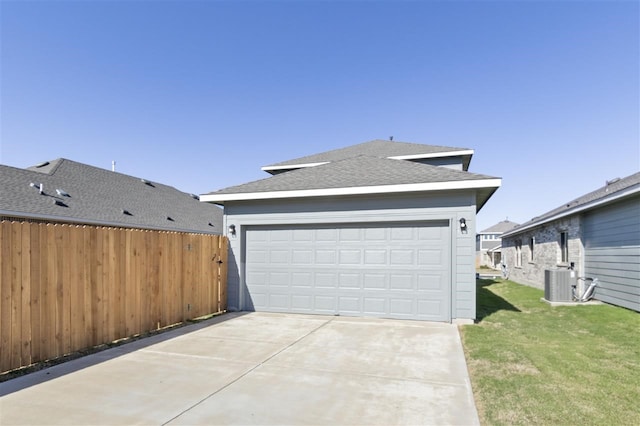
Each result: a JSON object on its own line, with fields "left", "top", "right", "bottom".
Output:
{"left": 502, "top": 184, "right": 640, "bottom": 237}
{"left": 262, "top": 150, "right": 475, "bottom": 171}
{"left": 388, "top": 149, "right": 474, "bottom": 161}
{"left": 261, "top": 162, "right": 330, "bottom": 172}
{"left": 201, "top": 178, "right": 502, "bottom": 203}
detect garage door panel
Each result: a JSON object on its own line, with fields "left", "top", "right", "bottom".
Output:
{"left": 418, "top": 249, "right": 442, "bottom": 265}
{"left": 291, "top": 295, "right": 311, "bottom": 310}
{"left": 338, "top": 273, "right": 360, "bottom": 289}
{"left": 418, "top": 299, "right": 443, "bottom": 316}
{"left": 390, "top": 250, "right": 414, "bottom": 265}
{"left": 389, "top": 274, "right": 413, "bottom": 290}
{"left": 313, "top": 273, "right": 336, "bottom": 288}
{"left": 389, "top": 298, "right": 413, "bottom": 316}
{"left": 363, "top": 297, "right": 386, "bottom": 315}
{"left": 292, "top": 250, "right": 313, "bottom": 264}
{"left": 418, "top": 273, "right": 446, "bottom": 290}
{"left": 244, "top": 222, "right": 451, "bottom": 321}
{"left": 363, "top": 273, "right": 386, "bottom": 289}
{"left": 291, "top": 272, "right": 313, "bottom": 287}
{"left": 338, "top": 296, "right": 361, "bottom": 313}
{"left": 365, "top": 228, "right": 387, "bottom": 240}
{"left": 364, "top": 250, "right": 387, "bottom": 265}
{"left": 246, "top": 249, "right": 268, "bottom": 263}
{"left": 293, "top": 229, "right": 313, "bottom": 241}
{"left": 315, "top": 250, "right": 336, "bottom": 264}
{"left": 269, "top": 250, "right": 289, "bottom": 263}
{"left": 339, "top": 228, "right": 361, "bottom": 241}
{"left": 339, "top": 249, "right": 361, "bottom": 264}
{"left": 269, "top": 294, "right": 289, "bottom": 309}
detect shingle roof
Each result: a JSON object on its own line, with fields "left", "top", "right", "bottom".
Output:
{"left": 503, "top": 171, "right": 640, "bottom": 237}
{"left": 203, "top": 155, "right": 501, "bottom": 210}
{"left": 480, "top": 220, "right": 520, "bottom": 233}
{"left": 1, "top": 158, "right": 222, "bottom": 233}
{"left": 213, "top": 155, "right": 494, "bottom": 194}
{"left": 263, "top": 139, "right": 473, "bottom": 170}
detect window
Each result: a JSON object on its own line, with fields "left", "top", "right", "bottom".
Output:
{"left": 529, "top": 237, "right": 535, "bottom": 262}
{"left": 515, "top": 239, "right": 522, "bottom": 267}
{"left": 560, "top": 232, "right": 569, "bottom": 263}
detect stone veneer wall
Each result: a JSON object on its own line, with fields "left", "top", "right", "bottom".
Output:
{"left": 502, "top": 216, "right": 583, "bottom": 289}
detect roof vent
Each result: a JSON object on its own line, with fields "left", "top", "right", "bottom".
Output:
{"left": 208, "top": 222, "right": 215, "bottom": 227}
{"left": 35, "top": 161, "right": 50, "bottom": 168}
{"left": 56, "top": 188, "right": 70, "bottom": 197}
{"left": 606, "top": 177, "right": 620, "bottom": 185}
{"left": 122, "top": 209, "right": 133, "bottom": 216}
{"left": 30, "top": 182, "right": 44, "bottom": 194}
{"left": 166, "top": 216, "right": 174, "bottom": 221}
{"left": 141, "top": 179, "right": 155, "bottom": 187}
{"left": 53, "top": 199, "right": 67, "bottom": 207}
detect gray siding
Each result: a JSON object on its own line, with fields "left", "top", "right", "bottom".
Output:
{"left": 583, "top": 196, "right": 640, "bottom": 312}
{"left": 223, "top": 191, "right": 478, "bottom": 322}
{"left": 410, "top": 157, "right": 464, "bottom": 170}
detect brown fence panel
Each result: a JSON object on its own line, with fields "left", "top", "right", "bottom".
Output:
{"left": 0, "top": 221, "right": 228, "bottom": 374}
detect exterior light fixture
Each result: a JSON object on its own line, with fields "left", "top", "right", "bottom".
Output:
{"left": 459, "top": 218, "right": 467, "bottom": 230}
{"left": 228, "top": 224, "right": 236, "bottom": 236}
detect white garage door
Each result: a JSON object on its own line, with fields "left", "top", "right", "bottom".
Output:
{"left": 244, "top": 221, "right": 451, "bottom": 321}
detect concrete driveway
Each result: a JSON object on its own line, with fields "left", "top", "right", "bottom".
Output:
{"left": 0, "top": 312, "right": 479, "bottom": 425}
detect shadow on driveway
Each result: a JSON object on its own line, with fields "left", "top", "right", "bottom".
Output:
{"left": 0, "top": 312, "right": 248, "bottom": 397}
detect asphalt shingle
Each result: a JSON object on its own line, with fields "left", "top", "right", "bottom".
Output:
{"left": 263, "top": 139, "right": 472, "bottom": 168}
{"left": 208, "top": 155, "right": 497, "bottom": 195}
{"left": 504, "top": 171, "right": 640, "bottom": 236}
{"left": 1, "top": 158, "right": 222, "bottom": 233}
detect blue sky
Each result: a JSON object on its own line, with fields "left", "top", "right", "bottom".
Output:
{"left": 1, "top": 0, "right": 638, "bottom": 231}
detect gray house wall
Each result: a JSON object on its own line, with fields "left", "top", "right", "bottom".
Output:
{"left": 502, "top": 195, "right": 639, "bottom": 312}
{"left": 583, "top": 196, "right": 640, "bottom": 311}
{"left": 222, "top": 191, "right": 478, "bottom": 322}
{"left": 502, "top": 216, "right": 583, "bottom": 289}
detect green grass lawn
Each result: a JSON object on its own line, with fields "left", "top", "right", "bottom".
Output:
{"left": 460, "top": 279, "right": 640, "bottom": 426}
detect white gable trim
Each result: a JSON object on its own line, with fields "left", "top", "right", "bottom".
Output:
{"left": 261, "top": 150, "right": 475, "bottom": 172}
{"left": 201, "top": 178, "right": 501, "bottom": 203}
{"left": 261, "top": 162, "right": 330, "bottom": 172}
{"left": 388, "top": 149, "right": 475, "bottom": 161}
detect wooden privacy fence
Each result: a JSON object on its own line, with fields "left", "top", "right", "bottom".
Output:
{"left": 0, "top": 221, "right": 228, "bottom": 374}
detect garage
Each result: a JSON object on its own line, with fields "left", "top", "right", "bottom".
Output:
{"left": 244, "top": 221, "right": 451, "bottom": 321}
{"left": 201, "top": 139, "right": 502, "bottom": 323}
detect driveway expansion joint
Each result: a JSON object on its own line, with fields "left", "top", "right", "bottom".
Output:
{"left": 161, "top": 317, "right": 336, "bottom": 426}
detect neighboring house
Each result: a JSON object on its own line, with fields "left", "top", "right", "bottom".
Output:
{"left": 0, "top": 158, "right": 223, "bottom": 233}
{"left": 475, "top": 219, "right": 519, "bottom": 268}
{"left": 501, "top": 172, "right": 640, "bottom": 312}
{"left": 201, "top": 139, "right": 501, "bottom": 323}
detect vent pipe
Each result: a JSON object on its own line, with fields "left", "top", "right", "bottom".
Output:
{"left": 112, "top": 161, "right": 116, "bottom": 172}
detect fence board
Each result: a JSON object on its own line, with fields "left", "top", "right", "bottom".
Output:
{"left": 1, "top": 222, "right": 13, "bottom": 369}
{"left": 44, "top": 225, "right": 57, "bottom": 361}
{"left": 0, "top": 220, "right": 228, "bottom": 374}
{"left": 29, "top": 222, "right": 41, "bottom": 363}
{"left": 21, "top": 223, "right": 32, "bottom": 367}
{"left": 11, "top": 222, "right": 22, "bottom": 369}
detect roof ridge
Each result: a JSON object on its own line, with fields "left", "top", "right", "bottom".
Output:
{"left": 263, "top": 139, "right": 473, "bottom": 169}
{"left": 505, "top": 170, "right": 640, "bottom": 235}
